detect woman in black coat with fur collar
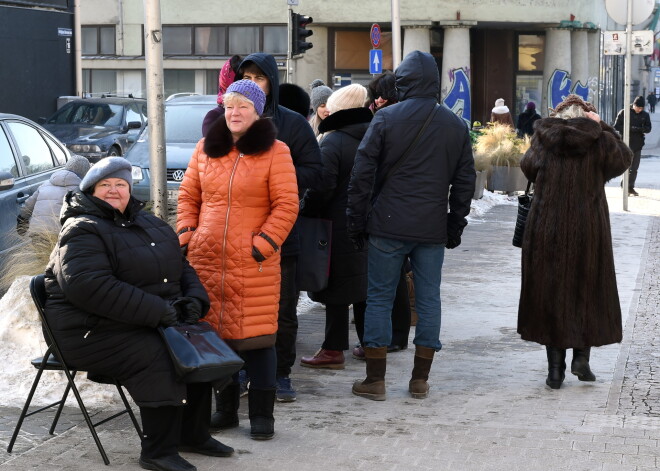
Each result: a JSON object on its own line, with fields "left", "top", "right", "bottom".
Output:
{"left": 44, "top": 157, "right": 233, "bottom": 471}
{"left": 517, "top": 95, "right": 633, "bottom": 390}
{"left": 299, "top": 84, "right": 372, "bottom": 370}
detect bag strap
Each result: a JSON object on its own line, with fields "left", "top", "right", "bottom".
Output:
{"left": 524, "top": 180, "right": 532, "bottom": 195}
{"left": 374, "top": 103, "right": 438, "bottom": 195}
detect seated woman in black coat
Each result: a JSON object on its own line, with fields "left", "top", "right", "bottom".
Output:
{"left": 44, "top": 157, "right": 231, "bottom": 471}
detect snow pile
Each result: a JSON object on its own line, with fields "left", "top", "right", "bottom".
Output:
{"left": 0, "top": 276, "right": 125, "bottom": 407}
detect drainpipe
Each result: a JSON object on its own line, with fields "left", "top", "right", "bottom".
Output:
{"left": 74, "top": 0, "right": 82, "bottom": 96}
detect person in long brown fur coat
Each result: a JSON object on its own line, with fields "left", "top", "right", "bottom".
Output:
{"left": 517, "top": 94, "right": 633, "bottom": 390}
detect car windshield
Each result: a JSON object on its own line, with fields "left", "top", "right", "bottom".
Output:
{"left": 164, "top": 104, "right": 211, "bottom": 143}
{"left": 47, "top": 103, "right": 124, "bottom": 126}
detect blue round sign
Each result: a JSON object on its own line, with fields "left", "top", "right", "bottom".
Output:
{"left": 370, "top": 23, "right": 381, "bottom": 48}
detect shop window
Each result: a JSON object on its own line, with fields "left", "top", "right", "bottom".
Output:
{"left": 82, "top": 69, "right": 118, "bottom": 96}
{"left": 334, "top": 30, "right": 393, "bottom": 71}
{"left": 164, "top": 26, "right": 193, "bottom": 55}
{"left": 228, "top": 26, "right": 260, "bottom": 55}
{"left": 515, "top": 75, "right": 543, "bottom": 115}
{"left": 196, "top": 26, "right": 226, "bottom": 55}
{"left": 82, "top": 26, "right": 116, "bottom": 55}
{"left": 164, "top": 70, "right": 196, "bottom": 98}
{"left": 517, "top": 34, "right": 544, "bottom": 72}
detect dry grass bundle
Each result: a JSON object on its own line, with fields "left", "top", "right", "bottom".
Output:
{"left": 0, "top": 223, "right": 59, "bottom": 292}
{"left": 472, "top": 123, "right": 530, "bottom": 169}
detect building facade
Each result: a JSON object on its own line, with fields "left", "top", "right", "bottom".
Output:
{"left": 79, "top": 0, "right": 656, "bottom": 126}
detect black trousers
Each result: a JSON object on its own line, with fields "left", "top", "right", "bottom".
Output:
{"left": 140, "top": 382, "right": 211, "bottom": 458}
{"left": 629, "top": 148, "right": 642, "bottom": 189}
{"left": 322, "top": 301, "right": 366, "bottom": 351}
{"left": 228, "top": 346, "right": 276, "bottom": 389}
{"left": 276, "top": 255, "right": 299, "bottom": 377}
{"left": 353, "top": 266, "right": 411, "bottom": 347}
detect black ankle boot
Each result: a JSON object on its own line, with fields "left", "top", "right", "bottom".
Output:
{"left": 545, "top": 346, "right": 566, "bottom": 389}
{"left": 248, "top": 388, "right": 275, "bottom": 440}
{"left": 210, "top": 384, "right": 240, "bottom": 430}
{"left": 571, "top": 348, "right": 596, "bottom": 381}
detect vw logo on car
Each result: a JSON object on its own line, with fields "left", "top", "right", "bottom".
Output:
{"left": 172, "top": 169, "right": 185, "bottom": 182}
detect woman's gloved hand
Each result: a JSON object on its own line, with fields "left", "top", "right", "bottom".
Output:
{"left": 174, "top": 297, "right": 203, "bottom": 324}
{"left": 159, "top": 304, "right": 180, "bottom": 327}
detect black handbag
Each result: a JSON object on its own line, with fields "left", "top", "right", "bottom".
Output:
{"left": 512, "top": 181, "right": 533, "bottom": 248}
{"left": 296, "top": 216, "right": 332, "bottom": 292}
{"left": 159, "top": 321, "right": 244, "bottom": 383}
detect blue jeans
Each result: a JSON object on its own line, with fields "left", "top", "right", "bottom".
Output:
{"left": 363, "top": 235, "right": 445, "bottom": 351}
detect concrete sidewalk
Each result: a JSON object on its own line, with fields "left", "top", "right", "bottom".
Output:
{"left": 0, "top": 168, "right": 659, "bottom": 470}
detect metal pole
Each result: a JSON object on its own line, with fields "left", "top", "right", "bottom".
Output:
{"left": 143, "top": 0, "right": 167, "bottom": 220}
{"left": 622, "top": 0, "right": 633, "bottom": 211}
{"left": 287, "top": 5, "right": 292, "bottom": 83}
{"left": 73, "top": 0, "right": 82, "bottom": 97}
{"left": 391, "top": 0, "right": 402, "bottom": 69}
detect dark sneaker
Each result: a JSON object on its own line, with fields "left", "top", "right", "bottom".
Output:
{"left": 275, "top": 376, "right": 296, "bottom": 402}
{"left": 179, "top": 437, "right": 234, "bottom": 457}
{"left": 629, "top": 188, "right": 639, "bottom": 196}
{"left": 352, "top": 345, "right": 366, "bottom": 360}
{"left": 238, "top": 369, "right": 249, "bottom": 397}
{"left": 139, "top": 453, "right": 196, "bottom": 471}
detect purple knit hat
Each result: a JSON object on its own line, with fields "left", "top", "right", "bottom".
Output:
{"left": 224, "top": 79, "right": 266, "bottom": 115}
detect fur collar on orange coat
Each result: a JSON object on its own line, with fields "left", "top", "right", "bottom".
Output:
{"left": 204, "top": 115, "right": 278, "bottom": 157}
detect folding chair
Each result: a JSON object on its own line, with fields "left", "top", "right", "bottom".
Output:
{"left": 7, "top": 274, "right": 143, "bottom": 465}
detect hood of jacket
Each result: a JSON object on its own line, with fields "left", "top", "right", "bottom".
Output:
{"left": 203, "top": 115, "right": 278, "bottom": 157}
{"left": 318, "top": 107, "right": 373, "bottom": 139}
{"left": 60, "top": 190, "right": 144, "bottom": 227}
{"left": 236, "top": 53, "right": 280, "bottom": 117}
{"left": 395, "top": 50, "right": 439, "bottom": 102}
{"left": 49, "top": 169, "right": 82, "bottom": 188}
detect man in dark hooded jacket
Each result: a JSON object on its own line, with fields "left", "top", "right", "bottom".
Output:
{"left": 209, "top": 53, "right": 320, "bottom": 417}
{"left": 347, "top": 50, "right": 475, "bottom": 401}
{"left": 614, "top": 95, "right": 652, "bottom": 196}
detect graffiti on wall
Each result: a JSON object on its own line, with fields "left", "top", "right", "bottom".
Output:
{"left": 443, "top": 67, "right": 471, "bottom": 126}
{"left": 548, "top": 69, "right": 589, "bottom": 108}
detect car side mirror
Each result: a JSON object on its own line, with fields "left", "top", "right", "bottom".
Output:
{"left": 0, "top": 171, "right": 16, "bottom": 191}
{"left": 126, "top": 121, "right": 143, "bottom": 131}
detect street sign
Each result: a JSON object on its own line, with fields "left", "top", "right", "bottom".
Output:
{"left": 604, "top": 30, "right": 654, "bottom": 55}
{"left": 369, "top": 49, "right": 383, "bottom": 74}
{"left": 370, "top": 23, "right": 381, "bottom": 48}
{"left": 605, "top": 0, "right": 654, "bottom": 26}
{"left": 604, "top": 31, "right": 626, "bottom": 55}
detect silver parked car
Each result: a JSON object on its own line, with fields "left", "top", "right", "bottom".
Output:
{"left": 0, "top": 113, "right": 72, "bottom": 282}
{"left": 126, "top": 95, "right": 216, "bottom": 203}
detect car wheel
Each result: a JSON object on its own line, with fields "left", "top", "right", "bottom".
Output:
{"left": 108, "top": 146, "right": 121, "bottom": 157}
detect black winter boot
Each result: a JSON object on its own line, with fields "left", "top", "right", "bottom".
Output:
{"left": 545, "top": 346, "right": 566, "bottom": 389}
{"left": 571, "top": 348, "right": 596, "bottom": 381}
{"left": 248, "top": 388, "right": 275, "bottom": 440}
{"left": 210, "top": 384, "right": 240, "bottom": 430}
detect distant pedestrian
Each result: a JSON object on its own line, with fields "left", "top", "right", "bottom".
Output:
{"left": 352, "top": 70, "right": 414, "bottom": 361}
{"left": 491, "top": 98, "right": 514, "bottom": 128}
{"left": 517, "top": 94, "right": 633, "bottom": 390}
{"left": 17, "top": 154, "right": 90, "bottom": 236}
{"left": 308, "top": 79, "right": 333, "bottom": 137}
{"left": 235, "top": 53, "right": 322, "bottom": 403}
{"left": 299, "top": 83, "right": 371, "bottom": 370}
{"left": 347, "top": 50, "right": 475, "bottom": 401}
{"left": 614, "top": 95, "right": 652, "bottom": 196}
{"left": 515, "top": 101, "right": 541, "bottom": 138}
{"left": 202, "top": 55, "right": 241, "bottom": 137}
{"left": 646, "top": 92, "right": 657, "bottom": 113}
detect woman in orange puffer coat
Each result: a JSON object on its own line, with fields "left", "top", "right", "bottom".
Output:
{"left": 177, "top": 80, "right": 298, "bottom": 441}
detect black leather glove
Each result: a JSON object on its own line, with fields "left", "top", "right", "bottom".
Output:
{"left": 445, "top": 234, "right": 461, "bottom": 249}
{"left": 446, "top": 213, "right": 465, "bottom": 250}
{"left": 348, "top": 232, "right": 368, "bottom": 251}
{"left": 252, "top": 245, "right": 266, "bottom": 262}
{"left": 174, "top": 297, "right": 203, "bottom": 324}
{"left": 159, "top": 304, "right": 179, "bottom": 327}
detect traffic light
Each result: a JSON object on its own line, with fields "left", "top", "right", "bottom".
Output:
{"left": 291, "top": 12, "right": 313, "bottom": 56}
